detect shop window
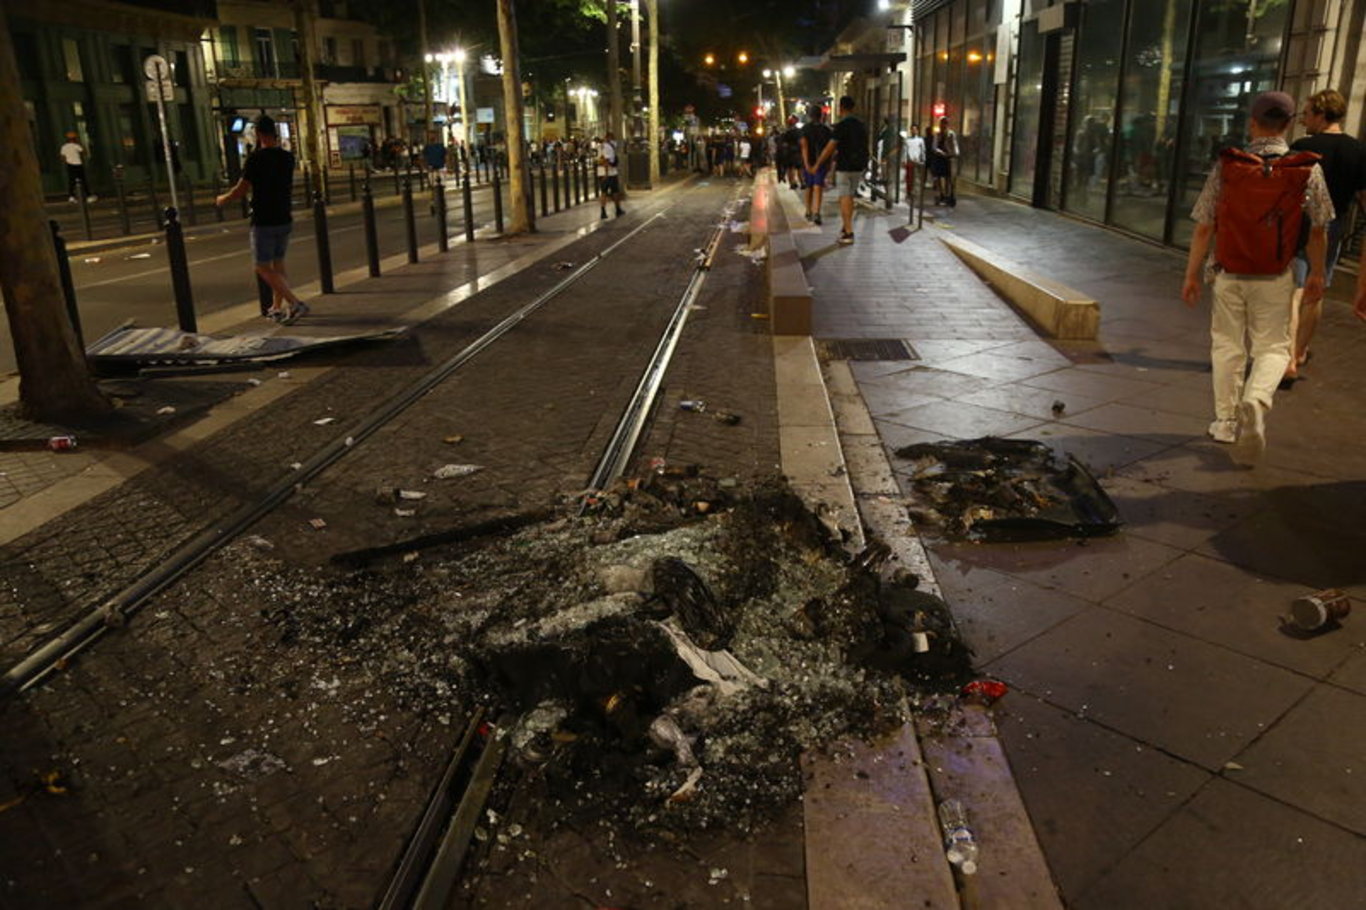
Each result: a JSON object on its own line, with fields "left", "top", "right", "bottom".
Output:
{"left": 111, "top": 45, "right": 133, "bottom": 84}
{"left": 1062, "top": 0, "right": 1124, "bottom": 222}
{"left": 255, "top": 27, "right": 276, "bottom": 74}
{"left": 1009, "top": 21, "right": 1045, "bottom": 197}
{"left": 63, "top": 37, "right": 84, "bottom": 82}
{"left": 1110, "top": 0, "right": 1191, "bottom": 240}
{"left": 174, "top": 50, "right": 190, "bottom": 86}
{"left": 353, "top": 38, "right": 365, "bottom": 69}
{"left": 1171, "top": 0, "right": 1288, "bottom": 247}
{"left": 117, "top": 103, "right": 143, "bottom": 165}
{"left": 220, "top": 27, "right": 240, "bottom": 66}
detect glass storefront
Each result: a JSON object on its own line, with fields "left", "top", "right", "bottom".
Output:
{"left": 913, "top": 0, "right": 1295, "bottom": 250}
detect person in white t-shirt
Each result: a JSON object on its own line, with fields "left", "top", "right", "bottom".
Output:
{"left": 598, "top": 131, "right": 624, "bottom": 219}
{"left": 903, "top": 123, "right": 926, "bottom": 201}
{"left": 738, "top": 138, "right": 753, "bottom": 177}
{"left": 59, "top": 131, "right": 97, "bottom": 203}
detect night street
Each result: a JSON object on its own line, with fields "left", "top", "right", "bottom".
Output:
{"left": 3, "top": 1, "right": 1366, "bottom": 908}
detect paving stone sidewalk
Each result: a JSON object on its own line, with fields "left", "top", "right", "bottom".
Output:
{"left": 790, "top": 186, "right": 1366, "bottom": 909}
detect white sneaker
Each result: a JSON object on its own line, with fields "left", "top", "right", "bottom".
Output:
{"left": 1207, "top": 418, "right": 1236, "bottom": 444}
{"left": 1232, "top": 400, "right": 1266, "bottom": 465}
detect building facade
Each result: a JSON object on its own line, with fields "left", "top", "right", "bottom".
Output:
{"left": 855, "top": 0, "right": 1366, "bottom": 252}
{"left": 8, "top": 0, "right": 218, "bottom": 196}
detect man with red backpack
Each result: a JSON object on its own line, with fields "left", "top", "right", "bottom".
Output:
{"left": 1181, "top": 91, "right": 1334, "bottom": 465}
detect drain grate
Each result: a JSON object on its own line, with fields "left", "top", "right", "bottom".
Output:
{"left": 817, "top": 338, "right": 919, "bottom": 362}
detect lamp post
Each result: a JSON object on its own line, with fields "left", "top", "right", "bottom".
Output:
{"left": 453, "top": 48, "right": 470, "bottom": 150}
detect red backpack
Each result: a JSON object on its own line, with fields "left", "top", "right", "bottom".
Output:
{"left": 1214, "top": 148, "right": 1320, "bottom": 275}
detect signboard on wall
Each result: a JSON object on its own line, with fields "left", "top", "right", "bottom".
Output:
{"left": 476, "top": 107, "right": 495, "bottom": 124}
{"left": 326, "top": 105, "right": 382, "bottom": 125}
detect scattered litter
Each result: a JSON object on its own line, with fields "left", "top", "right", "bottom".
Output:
{"left": 735, "top": 245, "right": 767, "bottom": 263}
{"left": 156, "top": 406, "right": 176, "bottom": 415}
{"left": 127, "top": 253, "right": 152, "bottom": 260}
{"left": 728, "top": 220, "right": 748, "bottom": 233}
{"left": 443, "top": 434, "right": 464, "bottom": 444}
{"left": 401, "top": 552, "right": 418, "bottom": 562}
{"left": 750, "top": 312, "right": 769, "bottom": 320}
{"left": 278, "top": 371, "right": 291, "bottom": 380}
{"left": 308, "top": 518, "right": 327, "bottom": 530}
{"left": 961, "top": 679, "right": 1008, "bottom": 704}
{"left": 938, "top": 798, "right": 979, "bottom": 875}
{"left": 1223, "top": 761, "right": 1245, "bottom": 772}
{"left": 434, "top": 463, "right": 482, "bottom": 479}
{"left": 47, "top": 435, "right": 77, "bottom": 452}
{"left": 289, "top": 461, "right": 303, "bottom": 470}
{"left": 398, "top": 490, "right": 427, "bottom": 500}
{"left": 217, "top": 749, "right": 286, "bottom": 778}
{"left": 344, "top": 437, "right": 354, "bottom": 447}
{"left": 680, "top": 400, "right": 706, "bottom": 412}
{"left": 711, "top": 410, "right": 741, "bottom": 426}
{"left": 896, "top": 438, "right": 1120, "bottom": 541}
{"left": 83, "top": 257, "right": 101, "bottom": 264}
{"left": 1287, "top": 588, "right": 1351, "bottom": 632}
{"left": 553, "top": 261, "right": 575, "bottom": 271}
{"left": 313, "top": 417, "right": 336, "bottom": 426}
{"left": 1051, "top": 399, "right": 1066, "bottom": 416}
{"left": 394, "top": 508, "right": 417, "bottom": 517}
{"left": 242, "top": 535, "right": 274, "bottom": 551}
{"left": 246, "top": 378, "right": 262, "bottom": 386}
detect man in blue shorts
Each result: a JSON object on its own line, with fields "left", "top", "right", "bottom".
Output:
{"left": 216, "top": 115, "right": 309, "bottom": 323}
{"left": 800, "top": 105, "right": 833, "bottom": 225}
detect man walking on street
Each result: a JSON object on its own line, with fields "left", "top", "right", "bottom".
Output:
{"left": 1181, "top": 91, "right": 1332, "bottom": 465}
{"left": 599, "top": 131, "right": 624, "bottom": 220}
{"left": 1284, "top": 89, "right": 1366, "bottom": 381}
{"left": 800, "top": 105, "right": 833, "bottom": 226}
{"left": 215, "top": 115, "right": 309, "bottom": 324}
{"left": 812, "top": 95, "right": 869, "bottom": 246}
{"left": 904, "top": 124, "right": 926, "bottom": 202}
{"left": 59, "top": 132, "right": 96, "bottom": 203}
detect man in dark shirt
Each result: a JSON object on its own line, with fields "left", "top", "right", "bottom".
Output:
{"left": 800, "top": 105, "right": 833, "bottom": 225}
{"left": 812, "top": 96, "right": 869, "bottom": 245}
{"left": 215, "top": 115, "right": 309, "bottom": 323}
{"left": 1286, "top": 89, "right": 1366, "bottom": 377}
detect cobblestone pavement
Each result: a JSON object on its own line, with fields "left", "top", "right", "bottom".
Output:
{"left": 0, "top": 178, "right": 799, "bottom": 908}
{"left": 790, "top": 186, "right": 1366, "bottom": 909}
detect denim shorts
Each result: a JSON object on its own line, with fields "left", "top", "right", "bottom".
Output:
{"left": 1292, "top": 218, "right": 1342, "bottom": 288}
{"left": 250, "top": 223, "right": 292, "bottom": 265}
{"left": 832, "top": 170, "right": 861, "bottom": 198}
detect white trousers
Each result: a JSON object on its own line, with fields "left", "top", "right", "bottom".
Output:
{"left": 1210, "top": 271, "right": 1294, "bottom": 419}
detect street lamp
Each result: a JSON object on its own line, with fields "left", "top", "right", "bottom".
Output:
{"left": 452, "top": 47, "right": 470, "bottom": 149}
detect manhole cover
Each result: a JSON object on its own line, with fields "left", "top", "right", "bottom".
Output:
{"left": 817, "top": 338, "right": 919, "bottom": 362}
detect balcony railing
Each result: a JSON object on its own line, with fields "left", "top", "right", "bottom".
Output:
{"left": 218, "top": 60, "right": 303, "bottom": 80}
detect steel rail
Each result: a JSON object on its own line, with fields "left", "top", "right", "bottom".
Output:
{"left": 584, "top": 198, "right": 731, "bottom": 493}
{"left": 1, "top": 212, "right": 667, "bottom": 698}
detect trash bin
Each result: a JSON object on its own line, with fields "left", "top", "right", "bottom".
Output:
{"left": 627, "top": 147, "right": 651, "bottom": 190}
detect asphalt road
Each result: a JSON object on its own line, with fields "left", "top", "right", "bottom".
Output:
{"left": 1, "top": 180, "right": 536, "bottom": 376}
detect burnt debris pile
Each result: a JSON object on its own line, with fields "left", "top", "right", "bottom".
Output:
{"left": 895, "top": 437, "right": 1121, "bottom": 541}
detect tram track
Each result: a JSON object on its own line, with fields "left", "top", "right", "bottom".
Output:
{"left": 1, "top": 187, "right": 736, "bottom": 710}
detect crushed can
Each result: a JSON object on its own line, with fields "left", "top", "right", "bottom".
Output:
{"left": 679, "top": 399, "right": 706, "bottom": 412}
{"left": 47, "top": 435, "right": 78, "bottom": 452}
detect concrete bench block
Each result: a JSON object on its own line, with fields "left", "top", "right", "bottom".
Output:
{"left": 750, "top": 172, "right": 813, "bottom": 336}
{"left": 939, "top": 233, "right": 1100, "bottom": 340}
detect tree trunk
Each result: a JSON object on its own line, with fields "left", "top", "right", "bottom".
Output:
{"left": 293, "top": 0, "right": 326, "bottom": 196}
{"left": 606, "top": 0, "right": 624, "bottom": 144}
{"left": 647, "top": 0, "right": 660, "bottom": 185}
{"left": 0, "top": 5, "right": 108, "bottom": 422}
{"left": 497, "top": 0, "right": 532, "bottom": 235}
{"left": 418, "top": 0, "right": 432, "bottom": 144}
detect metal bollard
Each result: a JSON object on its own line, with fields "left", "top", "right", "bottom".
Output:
{"left": 524, "top": 161, "right": 536, "bottom": 233}
{"left": 76, "top": 178, "right": 93, "bottom": 241}
{"left": 114, "top": 168, "right": 131, "bottom": 235}
{"left": 570, "top": 158, "right": 579, "bottom": 205}
{"left": 492, "top": 170, "right": 503, "bottom": 235}
{"left": 164, "top": 207, "right": 197, "bottom": 333}
{"left": 392, "top": 165, "right": 401, "bottom": 197}
{"left": 552, "top": 159, "right": 560, "bottom": 212}
{"left": 313, "top": 190, "right": 334, "bottom": 294}
{"left": 434, "top": 175, "right": 448, "bottom": 252}
{"left": 349, "top": 164, "right": 357, "bottom": 202}
{"left": 539, "top": 161, "right": 548, "bottom": 217}
{"left": 462, "top": 173, "right": 475, "bottom": 242}
{"left": 49, "top": 220, "right": 83, "bottom": 350}
{"left": 402, "top": 177, "right": 418, "bottom": 263}
{"left": 362, "top": 177, "right": 381, "bottom": 277}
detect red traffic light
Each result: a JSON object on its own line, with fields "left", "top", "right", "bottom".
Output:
{"left": 932, "top": 101, "right": 947, "bottom": 119}
{"left": 754, "top": 106, "right": 764, "bottom": 118}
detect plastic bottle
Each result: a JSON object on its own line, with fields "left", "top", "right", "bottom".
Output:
{"left": 937, "top": 798, "right": 979, "bottom": 875}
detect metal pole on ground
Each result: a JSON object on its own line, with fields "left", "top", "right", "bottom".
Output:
{"left": 363, "top": 176, "right": 381, "bottom": 277}
{"left": 349, "top": 164, "right": 358, "bottom": 202}
{"left": 49, "top": 220, "right": 83, "bottom": 350}
{"left": 434, "top": 175, "right": 448, "bottom": 252}
{"left": 402, "top": 177, "right": 418, "bottom": 262}
{"left": 552, "top": 158, "right": 560, "bottom": 212}
{"left": 492, "top": 170, "right": 503, "bottom": 235}
{"left": 539, "top": 161, "right": 548, "bottom": 217}
{"left": 164, "top": 207, "right": 197, "bottom": 333}
{"left": 462, "top": 173, "right": 475, "bottom": 242}
{"left": 313, "top": 190, "right": 335, "bottom": 293}
{"left": 76, "top": 179, "right": 93, "bottom": 241}
{"left": 114, "top": 167, "right": 131, "bottom": 235}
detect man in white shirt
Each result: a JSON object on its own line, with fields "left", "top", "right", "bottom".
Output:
{"left": 903, "top": 124, "right": 926, "bottom": 201}
{"left": 599, "top": 131, "right": 624, "bottom": 219}
{"left": 738, "top": 137, "right": 753, "bottom": 177}
{"left": 59, "top": 131, "right": 97, "bottom": 203}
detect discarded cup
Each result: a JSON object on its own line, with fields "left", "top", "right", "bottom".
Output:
{"left": 679, "top": 400, "right": 706, "bottom": 413}
{"left": 1290, "top": 589, "right": 1351, "bottom": 631}
{"left": 47, "top": 435, "right": 78, "bottom": 452}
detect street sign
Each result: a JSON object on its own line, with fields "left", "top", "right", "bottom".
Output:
{"left": 145, "top": 79, "right": 174, "bottom": 102}
{"left": 142, "top": 54, "right": 168, "bottom": 80}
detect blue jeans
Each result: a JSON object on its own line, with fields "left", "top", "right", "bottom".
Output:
{"left": 1292, "top": 218, "right": 1342, "bottom": 287}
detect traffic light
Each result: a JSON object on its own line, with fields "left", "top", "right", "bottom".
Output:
{"left": 754, "top": 106, "right": 764, "bottom": 119}
{"left": 932, "top": 101, "right": 947, "bottom": 119}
